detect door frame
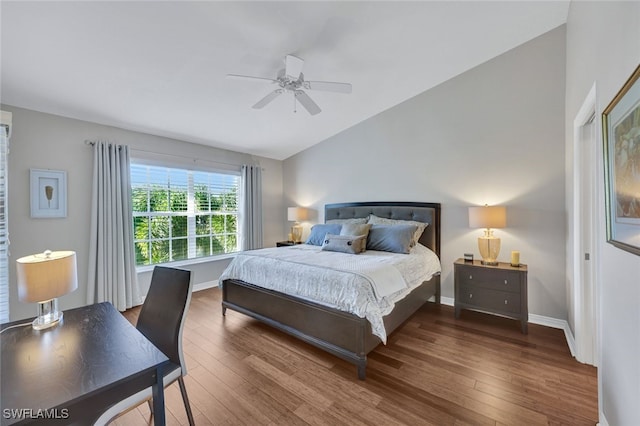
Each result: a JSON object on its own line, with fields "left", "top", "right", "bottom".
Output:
{"left": 571, "top": 83, "right": 599, "bottom": 366}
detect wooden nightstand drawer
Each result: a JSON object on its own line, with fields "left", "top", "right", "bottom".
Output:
{"left": 458, "top": 286, "right": 521, "bottom": 314}
{"left": 458, "top": 268, "right": 521, "bottom": 293}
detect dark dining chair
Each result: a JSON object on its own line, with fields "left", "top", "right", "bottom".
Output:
{"left": 95, "top": 266, "right": 195, "bottom": 425}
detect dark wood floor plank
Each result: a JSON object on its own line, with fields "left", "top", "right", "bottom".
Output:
{"left": 400, "top": 324, "right": 594, "bottom": 386}
{"left": 187, "top": 363, "right": 275, "bottom": 425}
{"left": 178, "top": 366, "right": 243, "bottom": 425}
{"left": 369, "top": 368, "right": 497, "bottom": 425}
{"left": 375, "top": 398, "right": 444, "bottom": 426}
{"left": 219, "top": 353, "right": 306, "bottom": 413}
{"left": 244, "top": 354, "right": 333, "bottom": 411}
{"left": 182, "top": 340, "right": 247, "bottom": 390}
{"left": 258, "top": 329, "right": 336, "bottom": 370}
{"left": 292, "top": 362, "right": 383, "bottom": 409}
{"left": 372, "top": 356, "right": 551, "bottom": 426}
{"left": 293, "top": 403, "right": 358, "bottom": 426}
{"left": 473, "top": 379, "right": 597, "bottom": 424}
{"left": 118, "top": 287, "right": 597, "bottom": 425}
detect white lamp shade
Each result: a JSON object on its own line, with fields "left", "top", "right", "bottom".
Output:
{"left": 16, "top": 250, "right": 78, "bottom": 303}
{"left": 468, "top": 206, "right": 506, "bottom": 229}
{"left": 287, "top": 207, "right": 308, "bottom": 222}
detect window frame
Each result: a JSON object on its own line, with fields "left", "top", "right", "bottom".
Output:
{"left": 130, "top": 159, "right": 241, "bottom": 270}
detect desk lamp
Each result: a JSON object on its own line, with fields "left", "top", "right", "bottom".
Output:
{"left": 287, "top": 207, "right": 308, "bottom": 243}
{"left": 16, "top": 250, "right": 78, "bottom": 330}
{"left": 468, "top": 205, "right": 506, "bottom": 265}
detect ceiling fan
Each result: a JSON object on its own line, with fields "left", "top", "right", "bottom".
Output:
{"left": 227, "top": 54, "right": 352, "bottom": 116}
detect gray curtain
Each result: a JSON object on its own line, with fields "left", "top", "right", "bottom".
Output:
{"left": 87, "top": 141, "right": 140, "bottom": 311}
{"left": 240, "top": 164, "right": 263, "bottom": 250}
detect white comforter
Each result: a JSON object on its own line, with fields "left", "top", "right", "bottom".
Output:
{"left": 219, "top": 243, "right": 441, "bottom": 343}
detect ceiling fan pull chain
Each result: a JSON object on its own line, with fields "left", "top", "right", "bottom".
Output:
{"left": 293, "top": 93, "right": 297, "bottom": 113}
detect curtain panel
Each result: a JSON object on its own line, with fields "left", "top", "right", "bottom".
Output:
{"left": 87, "top": 141, "right": 140, "bottom": 310}
{"left": 240, "top": 164, "right": 263, "bottom": 250}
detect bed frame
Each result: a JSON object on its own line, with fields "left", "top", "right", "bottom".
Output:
{"left": 221, "top": 201, "right": 441, "bottom": 379}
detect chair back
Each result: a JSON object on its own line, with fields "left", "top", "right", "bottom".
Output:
{"left": 136, "top": 266, "right": 192, "bottom": 371}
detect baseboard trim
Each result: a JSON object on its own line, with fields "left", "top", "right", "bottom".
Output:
{"left": 597, "top": 411, "right": 609, "bottom": 426}
{"left": 562, "top": 321, "right": 577, "bottom": 358}
{"left": 194, "top": 280, "right": 218, "bottom": 292}
{"left": 440, "top": 296, "right": 454, "bottom": 306}
{"left": 528, "top": 312, "right": 566, "bottom": 328}
{"left": 529, "top": 313, "right": 576, "bottom": 357}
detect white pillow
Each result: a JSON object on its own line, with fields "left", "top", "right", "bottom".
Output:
{"left": 340, "top": 223, "right": 372, "bottom": 252}
{"left": 367, "top": 214, "right": 427, "bottom": 247}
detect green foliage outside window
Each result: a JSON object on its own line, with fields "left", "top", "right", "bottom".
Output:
{"left": 131, "top": 165, "right": 239, "bottom": 266}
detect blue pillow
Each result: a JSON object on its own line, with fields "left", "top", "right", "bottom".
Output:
{"left": 366, "top": 224, "right": 417, "bottom": 254}
{"left": 306, "top": 224, "right": 342, "bottom": 246}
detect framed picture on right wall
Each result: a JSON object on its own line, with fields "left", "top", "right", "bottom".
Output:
{"left": 602, "top": 63, "right": 640, "bottom": 256}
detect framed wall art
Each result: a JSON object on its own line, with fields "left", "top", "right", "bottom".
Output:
{"left": 602, "top": 63, "right": 640, "bottom": 256}
{"left": 30, "top": 169, "right": 67, "bottom": 218}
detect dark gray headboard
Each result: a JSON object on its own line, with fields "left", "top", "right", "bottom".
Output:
{"left": 324, "top": 202, "right": 441, "bottom": 257}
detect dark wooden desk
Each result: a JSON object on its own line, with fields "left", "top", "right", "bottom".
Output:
{"left": 1, "top": 302, "right": 169, "bottom": 425}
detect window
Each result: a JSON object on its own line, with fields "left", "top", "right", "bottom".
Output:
{"left": 130, "top": 163, "right": 240, "bottom": 267}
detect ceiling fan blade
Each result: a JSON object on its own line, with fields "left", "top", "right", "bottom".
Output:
{"left": 295, "top": 90, "right": 321, "bottom": 115}
{"left": 304, "top": 80, "right": 352, "bottom": 94}
{"left": 285, "top": 55, "right": 304, "bottom": 80}
{"left": 227, "top": 74, "right": 277, "bottom": 83}
{"left": 252, "top": 89, "right": 283, "bottom": 109}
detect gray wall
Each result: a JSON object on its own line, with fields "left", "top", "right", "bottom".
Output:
{"left": 4, "top": 105, "right": 284, "bottom": 321}
{"left": 565, "top": 2, "right": 640, "bottom": 424}
{"left": 283, "top": 26, "right": 567, "bottom": 320}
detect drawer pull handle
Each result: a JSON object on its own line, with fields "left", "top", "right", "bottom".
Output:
{"left": 504, "top": 280, "right": 508, "bottom": 285}
{"left": 469, "top": 293, "right": 473, "bottom": 299}
{"left": 504, "top": 300, "right": 508, "bottom": 304}
{"left": 469, "top": 275, "right": 473, "bottom": 280}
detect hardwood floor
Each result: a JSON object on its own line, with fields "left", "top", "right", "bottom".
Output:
{"left": 116, "top": 288, "right": 597, "bottom": 425}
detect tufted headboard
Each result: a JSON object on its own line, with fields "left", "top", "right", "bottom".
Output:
{"left": 324, "top": 202, "right": 441, "bottom": 258}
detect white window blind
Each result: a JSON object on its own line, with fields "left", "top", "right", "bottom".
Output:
{"left": 0, "top": 125, "right": 9, "bottom": 322}
{"left": 130, "top": 163, "right": 240, "bottom": 266}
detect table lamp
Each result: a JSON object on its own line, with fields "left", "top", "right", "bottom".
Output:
{"left": 287, "top": 207, "right": 308, "bottom": 243}
{"left": 468, "top": 205, "right": 506, "bottom": 265}
{"left": 16, "top": 250, "right": 78, "bottom": 330}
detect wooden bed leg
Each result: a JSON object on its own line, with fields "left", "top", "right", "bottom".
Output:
{"left": 357, "top": 362, "right": 366, "bottom": 380}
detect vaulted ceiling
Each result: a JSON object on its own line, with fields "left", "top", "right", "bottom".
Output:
{"left": 1, "top": 1, "right": 569, "bottom": 160}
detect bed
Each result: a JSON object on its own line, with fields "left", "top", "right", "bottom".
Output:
{"left": 220, "top": 201, "right": 441, "bottom": 379}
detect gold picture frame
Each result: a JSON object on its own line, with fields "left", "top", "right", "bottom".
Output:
{"left": 602, "top": 63, "right": 640, "bottom": 256}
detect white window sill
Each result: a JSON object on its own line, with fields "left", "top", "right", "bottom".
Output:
{"left": 135, "top": 252, "right": 238, "bottom": 273}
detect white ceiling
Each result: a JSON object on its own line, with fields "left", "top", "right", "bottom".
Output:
{"left": 1, "top": 1, "right": 569, "bottom": 160}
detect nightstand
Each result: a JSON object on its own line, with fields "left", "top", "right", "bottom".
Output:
{"left": 454, "top": 258, "right": 528, "bottom": 334}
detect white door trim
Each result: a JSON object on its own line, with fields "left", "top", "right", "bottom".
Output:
{"left": 572, "top": 82, "right": 599, "bottom": 366}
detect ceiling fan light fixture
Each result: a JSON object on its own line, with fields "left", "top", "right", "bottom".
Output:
{"left": 284, "top": 54, "right": 304, "bottom": 80}
{"left": 228, "top": 54, "right": 352, "bottom": 116}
